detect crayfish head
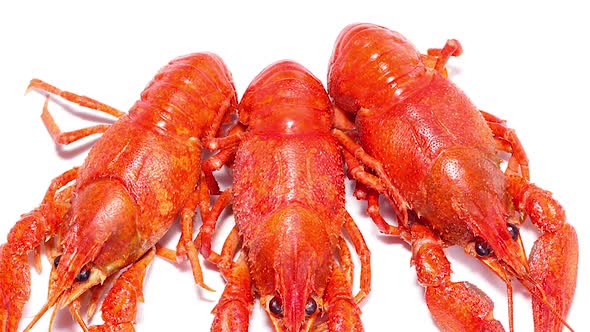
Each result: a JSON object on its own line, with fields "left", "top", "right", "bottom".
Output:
{"left": 426, "top": 149, "right": 531, "bottom": 282}
{"left": 464, "top": 215, "right": 529, "bottom": 283}
{"left": 24, "top": 179, "right": 139, "bottom": 331}
{"left": 252, "top": 205, "right": 332, "bottom": 331}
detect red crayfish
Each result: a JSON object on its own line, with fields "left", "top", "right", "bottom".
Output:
{"left": 197, "top": 60, "right": 371, "bottom": 331}
{"left": 0, "top": 52, "right": 237, "bottom": 331}
{"left": 328, "top": 22, "right": 578, "bottom": 332}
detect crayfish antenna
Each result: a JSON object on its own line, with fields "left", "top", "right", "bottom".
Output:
{"left": 68, "top": 299, "right": 89, "bottom": 332}
{"left": 48, "top": 304, "right": 58, "bottom": 332}
{"left": 23, "top": 276, "right": 73, "bottom": 331}
{"left": 506, "top": 280, "right": 514, "bottom": 332}
{"left": 22, "top": 300, "right": 52, "bottom": 332}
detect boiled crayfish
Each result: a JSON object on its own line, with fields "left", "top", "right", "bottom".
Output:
{"left": 0, "top": 52, "right": 237, "bottom": 331}
{"left": 197, "top": 60, "right": 371, "bottom": 331}
{"left": 328, "top": 22, "right": 578, "bottom": 332}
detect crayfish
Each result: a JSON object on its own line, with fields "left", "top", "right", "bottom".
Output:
{"left": 328, "top": 22, "right": 578, "bottom": 332}
{"left": 196, "top": 60, "right": 370, "bottom": 331}
{"left": 0, "top": 52, "right": 237, "bottom": 331}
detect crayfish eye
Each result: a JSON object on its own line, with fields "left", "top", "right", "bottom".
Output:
{"left": 75, "top": 269, "right": 91, "bottom": 282}
{"left": 53, "top": 255, "right": 61, "bottom": 268}
{"left": 507, "top": 223, "right": 519, "bottom": 240}
{"left": 305, "top": 298, "right": 317, "bottom": 316}
{"left": 269, "top": 296, "right": 284, "bottom": 317}
{"left": 474, "top": 237, "right": 492, "bottom": 257}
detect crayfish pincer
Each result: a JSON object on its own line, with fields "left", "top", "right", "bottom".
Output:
{"left": 328, "top": 22, "right": 578, "bottom": 332}
{"left": 0, "top": 52, "right": 237, "bottom": 331}
{"left": 196, "top": 60, "right": 371, "bottom": 331}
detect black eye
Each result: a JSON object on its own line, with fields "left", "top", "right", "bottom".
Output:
{"left": 305, "top": 298, "right": 317, "bottom": 316}
{"left": 269, "top": 296, "right": 283, "bottom": 316}
{"left": 474, "top": 237, "right": 492, "bottom": 257}
{"left": 75, "top": 269, "right": 91, "bottom": 282}
{"left": 53, "top": 255, "right": 61, "bottom": 268}
{"left": 507, "top": 223, "right": 519, "bottom": 240}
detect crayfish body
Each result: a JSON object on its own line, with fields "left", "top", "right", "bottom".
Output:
{"left": 0, "top": 52, "right": 237, "bottom": 331}
{"left": 328, "top": 22, "right": 578, "bottom": 332}
{"left": 198, "top": 60, "right": 370, "bottom": 331}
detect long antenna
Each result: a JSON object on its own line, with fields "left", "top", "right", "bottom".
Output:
{"left": 506, "top": 281, "right": 514, "bottom": 332}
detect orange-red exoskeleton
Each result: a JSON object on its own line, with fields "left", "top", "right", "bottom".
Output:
{"left": 0, "top": 52, "right": 237, "bottom": 331}
{"left": 328, "top": 23, "right": 578, "bottom": 332}
{"left": 197, "top": 60, "right": 371, "bottom": 331}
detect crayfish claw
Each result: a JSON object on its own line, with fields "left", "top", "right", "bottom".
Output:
{"left": 425, "top": 281, "right": 506, "bottom": 332}
{"left": 530, "top": 224, "right": 578, "bottom": 332}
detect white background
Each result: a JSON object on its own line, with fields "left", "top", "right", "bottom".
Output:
{"left": 0, "top": 1, "right": 587, "bottom": 331}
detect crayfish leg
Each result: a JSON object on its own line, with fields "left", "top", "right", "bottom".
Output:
{"left": 203, "top": 122, "right": 244, "bottom": 195}
{"left": 424, "top": 39, "right": 463, "bottom": 75}
{"left": 341, "top": 211, "right": 371, "bottom": 304}
{"left": 86, "top": 274, "right": 117, "bottom": 319}
{"left": 27, "top": 78, "right": 126, "bottom": 146}
{"left": 0, "top": 168, "right": 77, "bottom": 332}
{"left": 507, "top": 160, "right": 577, "bottom": 331}
{"left": 203, "top": 148, "right": 236, "bottom": 195}
{"left": 0, "top": 244, "right": 31, "bottom": 332}
{"left": 333, "top": 127, "right": 409, "bottom": 226}
{"left": 332, "top": 103, "right": 356, "bottom": 132}
{"left": 40, "top": 96, "right": 111, "bottom": 146}
{"left": 87, "top": 247, "right": 156, "bottom": 332}
{"left": 68, "top": 298, "right": 89, "bottom": 332}
{"left": 203, "top": 96, "right": 237, "bottom": 140}
{"left": 27, "top": 79, "right": 125, "bottom": 118}
{"left": 175, "top": 185, "right": 213, "bottom": 292}
{"left": 215, "top": 226, "right": 242, "bottom": 275}
{"left": 481, "top": 110, "right": 530, "bottom": 180}
{"left": 323, "top": 265, "right": 364, "bottom": 332}
{"left": 210, "top": 253, "right": 253, "bottom": 332}
{"left": 410, "top": 224, "right": 505, "bottom": 332}
{"left": 366, "top": 189, "right": 404, "bottom": 236}
{"left": 195, "top": 189, "right": 232, "bottom": 261}
{"left": 154, "top": 245, "right": 177, "bottom": 262}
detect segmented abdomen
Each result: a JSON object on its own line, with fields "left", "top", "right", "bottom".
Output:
{"left": 76, "top": 53, "right": 236, "bottom": 242}
{"left": 328, "top": 23, "right": 428, "bottom": 112}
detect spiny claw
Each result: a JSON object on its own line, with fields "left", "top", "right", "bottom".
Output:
{"left": 530, "top": 223, "right": 578, "bottom": 332}
{"left": 211, "top": 300, "right": 251, "bottom": 332}
{"left": 324, "top": 266, "right": 364, "bottom": 332}
{"left": 0, "top": 174, "right": 74, "bottom": 332}
{"left": 211, "top": 255, "right": 252, "bottom": 332}
{"left": 325, "top": 297, "right": 364, "bottom": 332}
{"left": 425, "top": 281, "right": 505, "bottom": 332}
{"left": 87, "top": 248, "right": 155, "bottom": 332}
{"left": 0, "top": 245, "right": 31, "bottom": 332}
